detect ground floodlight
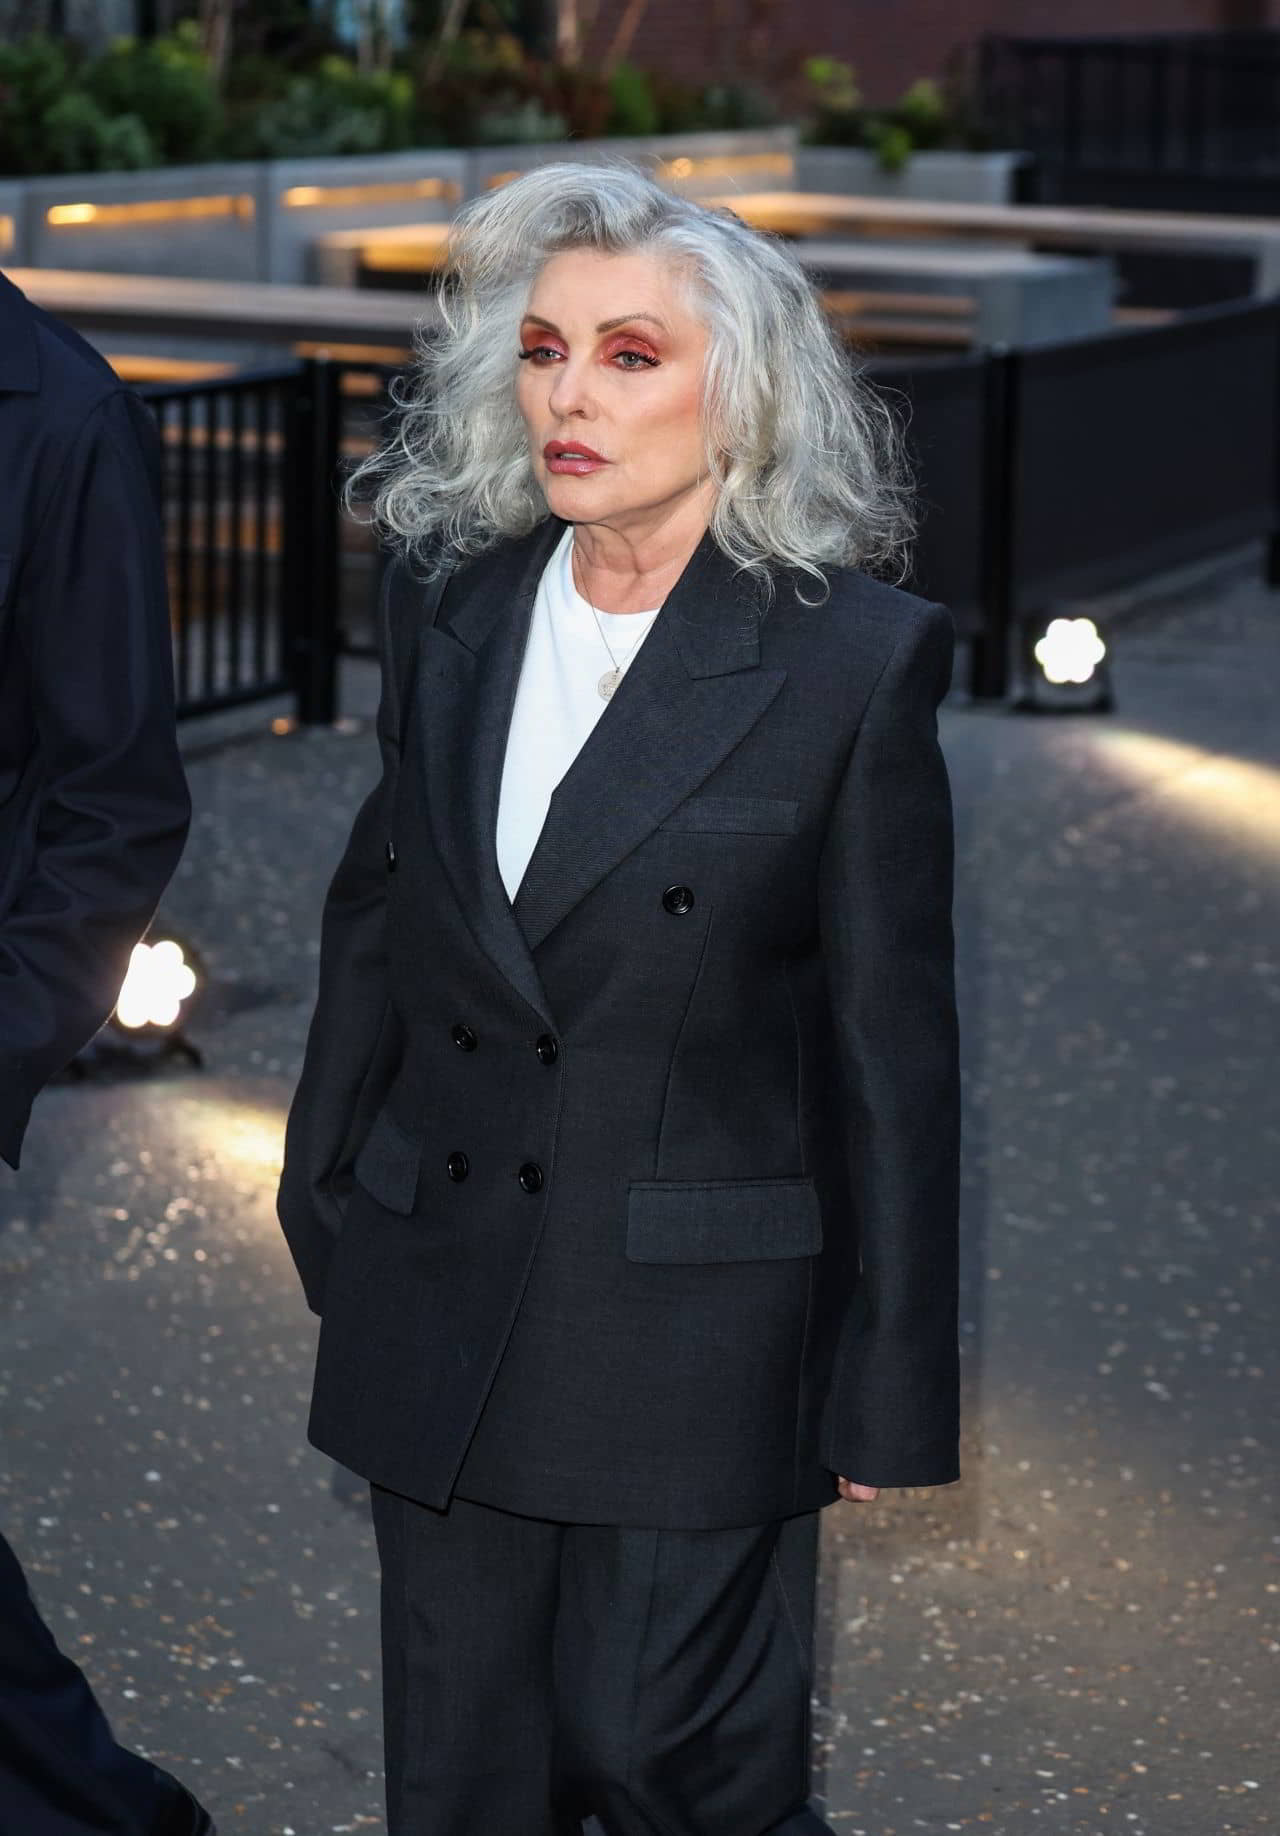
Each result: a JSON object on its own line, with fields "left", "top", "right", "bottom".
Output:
{"left": 116, "top": 939, "right": 198, "bottom": 1031}
{"left": 64, "top": 930, "right": 206, "bottom": 1081}
{"left": 1011, "top": 613, "right": 1114, "bottom": 713}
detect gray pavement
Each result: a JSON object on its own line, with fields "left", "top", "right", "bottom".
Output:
{"left": 1, "top": 570, "right": 1277, "bottom": 1835}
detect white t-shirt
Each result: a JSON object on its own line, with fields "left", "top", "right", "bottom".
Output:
{"left": 496, "top": 524, "right": 661, "bottom": 903}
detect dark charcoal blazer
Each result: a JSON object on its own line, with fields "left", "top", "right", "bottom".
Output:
{"left": 278, "top": 514, "right": 961, "bottom": 1529}
{"left": 0, "top": 271, "right": 190, "bottom": 1168}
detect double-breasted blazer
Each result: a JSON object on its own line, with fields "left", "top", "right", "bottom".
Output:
{"left": 0, "top": 271, "right": 190, "bottom": 1169}
{"left": 277, "top": 513, "right": 961, "bottom": 1530}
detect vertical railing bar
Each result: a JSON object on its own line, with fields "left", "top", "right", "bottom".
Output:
{"left": 227, "top": 386, "right": 244, "bottom": 689}
{"left": 972, "top": 347, "right": 1018, "bottom": 703}
{"left": 253, "top": 382, "right": 270, "bottom": 684}
{"left": 202, "top": 390, "right": 219, "bottom": 701}
{"left": 176, "top": 394, "right": 193, "bottom": 708}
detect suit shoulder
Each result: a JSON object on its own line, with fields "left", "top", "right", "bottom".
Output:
{"left": 771, "top": 564, "right": 950, "bottom": 664}
{"left": 814, "top": 565, "right": 940, "bottom": 628}
{"left": 33, "top": 312, "right": 123, "bottom": 416}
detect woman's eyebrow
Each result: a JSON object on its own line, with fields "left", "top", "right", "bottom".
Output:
{"left": 521, "top": 312, "right": 669, "bottom": 335}
{"left": 596, "top": 313, "right": 668, "bottom": 334}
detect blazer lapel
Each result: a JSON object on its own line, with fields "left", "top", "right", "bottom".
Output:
{"left": 415, "top": 518, "right": 564, "bottom": 1025}
{"left": 512, "top": 528, "right": 787, "bottom": 952}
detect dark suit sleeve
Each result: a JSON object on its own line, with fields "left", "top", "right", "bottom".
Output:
{"left": 816, "top": 603, "right": 961, "bottom": 1488}
{"left": 276, "top": 563, "right": 405, "bottom": 1314}
{"left": 0, "top": 389, "right": 190, "bottom": 1170}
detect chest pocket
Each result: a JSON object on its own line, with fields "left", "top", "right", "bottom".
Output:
{"left": 660, "top": 794, "right": 798, "bottom": 836}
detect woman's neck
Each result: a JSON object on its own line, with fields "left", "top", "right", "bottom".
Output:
{"left": 569, "top": 494, "right": 713, "bottom": 614}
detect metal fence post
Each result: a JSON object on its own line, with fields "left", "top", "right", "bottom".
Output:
{"left": 971, "top": 347, "right": 1019, "bottom": 701}
{"left": 285, "top": 355, "right": 343, "bottom": 726}
{"left": 1268, "top": 301, "right": 1280, "bottom": 591}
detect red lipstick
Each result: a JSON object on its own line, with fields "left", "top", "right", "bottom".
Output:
{"left": 544, "top": 440, "right": 609, "bottom": 475}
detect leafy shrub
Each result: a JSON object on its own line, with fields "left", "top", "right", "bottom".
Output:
{"left": 802, "top": 55, "right": 976, "bottom": 168}
{"left": 229, "top": 56, "right": 414, "bottom": 158}
{"left": 643, "top": 70, "right": 706, "bottom": 134}
{"left": 606, "top": 63, "right": 660, "bottom": 138}
{"left": 83, "top": 25, "right": 224, "bottom": 166}
{"left": 0, "top": 35, "right": 76, "bottom": 176}
{"left": 697, "top": 81, "right": 779, "bottom": 131}
{"left": 896, "top": 78, "right": 950, "bottom": 149}
{"left": 412, "top": 32, "right": 596, "bottom": 147}
{"left": 41, "top": 92, "right": 155, "bottom": 172}
{"left": 801, "top": 54, "right": 862, "bottom": 145}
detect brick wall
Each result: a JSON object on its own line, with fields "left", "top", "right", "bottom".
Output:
{"left": 584, "top": 0, "right": 1280, "bottom": 105}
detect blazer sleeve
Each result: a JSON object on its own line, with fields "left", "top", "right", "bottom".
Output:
{"left": 276, "top": 561, "right": 407, "bottom": 1314}
{"left": 816, "top": 602, "right": 961, "bottom": 1488}
{"left": 0, "top": 389, "right": 190, "bottom": 1170}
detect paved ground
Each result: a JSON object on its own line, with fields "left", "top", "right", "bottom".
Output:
{"left": 1, "top": 568, "right": 1276, "bottom": 1836}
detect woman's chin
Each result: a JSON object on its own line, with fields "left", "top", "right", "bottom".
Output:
{"left": 542, "top": 475, "right": 617, "bottom": 521}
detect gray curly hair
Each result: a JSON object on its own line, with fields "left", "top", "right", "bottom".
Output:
{"left": 346, "top": 159, "right": 915, "bottom": 598}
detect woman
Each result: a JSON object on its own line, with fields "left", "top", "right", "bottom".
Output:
{"left": 277, "top": 161, "right": 961, "bottom": 1836}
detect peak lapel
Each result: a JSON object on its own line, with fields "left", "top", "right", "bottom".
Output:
{"left": 415, "top": 518, "right": 565, "bottom": 1025}
{"left": 512, "top": 530, "right": 787, "bottom": 952}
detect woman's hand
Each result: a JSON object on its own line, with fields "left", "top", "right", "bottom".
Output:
{"left": 837, "top": 1476, "right": 880, "bottom": 1502}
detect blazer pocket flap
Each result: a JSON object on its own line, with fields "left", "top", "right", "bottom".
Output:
{"left": 626, "top": 1178, "right": 822, "bottom": 1263}
{"left": 660, "top": 794, "right": 798, "bottom": 835}
{"left": 353, "top": 1107, "right": 421, "bottom": 1215}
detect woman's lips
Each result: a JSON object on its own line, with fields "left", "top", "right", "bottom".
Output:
{"left": 544, "top": 442, "right": 609, "bottom": 475}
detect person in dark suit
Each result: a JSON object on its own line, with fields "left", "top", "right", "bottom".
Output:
{"left": 278, "top": 162, "right": 961, "bottom": 1836}
{"left": 0, "top": 270, "right": 211, "bottom": 1835}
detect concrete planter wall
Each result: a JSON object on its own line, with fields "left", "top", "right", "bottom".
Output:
{"left": 22, "top": 163, "right": 268, "bottom": 280}
{"left": 464, "top": 127, "right": 796, "bottom": 203}
{"left": 0, "top": 183, "right": 22, "bottom": 263}
{"left": 4, "top": 130, "right": 797, "bottom": 285}
{"left": 794, "top": 146, "right": 1028, "bottom": 206}
{"left": 260, "top": 150, "right": 468, "bottom": 284}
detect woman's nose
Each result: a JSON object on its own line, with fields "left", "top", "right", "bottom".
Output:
{"left": 546, "top": 360, "right": 594, "bottom": 418}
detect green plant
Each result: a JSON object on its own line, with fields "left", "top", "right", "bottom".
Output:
{"left": 801, "top": 53, "right": 862, "bottom": 146}
{"left": 607, "top": 62, "right": 659, "bottom": 137}
{"left": 411, "top": 32, "right": 601, "bottom": 147}
{"left": 803, "top": 54, "right": 860, "bottom": 115}
{"left": 0, "top": 35, "right": 75, "bottom": 176}
{"left": 83, "top": 24, "right": 225, "bottom": 166}
{"left": 801, "top": 54, "right": 978, "bottom": 169}
{"left": 225, "top": 54, "right": 414, "bottom": 157}
{"left": 865, "top": 119, "right": 913, "bottom": 173}
{"left": 40, "top": 92, "right": 156, "bottom": 173}
{"left": 897, "top": 77, "right": 947, "bottom": 140}
{"left": 644, "top": 70, "right": 705, "bottom": 134}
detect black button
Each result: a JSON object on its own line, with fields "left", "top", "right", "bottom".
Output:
{"left": 535, "top": 1034, "right": 558, "bottom": 1065}
{"left": 662, "top": 883, "right": 695, "bottom": 915}
{"left": 517, "top": 1161, "right": 544, "bottom": 1194}
{"left": 451, "top": 1023, "right": 478, "bottom": 1052}
{"left": 446, "top": 1151, "right": 470, "bottom": 1182}
{"left": 385, "top": 840, "right": 397, "bottom": 872}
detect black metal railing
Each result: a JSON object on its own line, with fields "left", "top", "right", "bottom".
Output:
{"left": 980, "top": 30, "right": 1280, "bottom": 178}
{"left": 145, "top": 366, "right": 303, "bottom": 720}
{"left": 143, "top": 356, "right": 398, "bottom": 723}
{"left": 143, "top": 300, "right": 1280, "bottom": 718}
{"left": 877, "top": 295, "right": 1280, "bottom": 696}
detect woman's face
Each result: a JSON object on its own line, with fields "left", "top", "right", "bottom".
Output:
{"left": 516, "top": 247, "right": 712, "bottom": 538}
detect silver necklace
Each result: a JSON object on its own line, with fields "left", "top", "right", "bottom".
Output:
{"left": 572, "top": 542, "right": 658, "bottom": 701}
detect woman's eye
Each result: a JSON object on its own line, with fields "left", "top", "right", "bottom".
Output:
{"left": 612, "top": 349, "right": 658, "bottom": 369}
{"left": 518, "top": 345, "right": 561, "bottom": 363}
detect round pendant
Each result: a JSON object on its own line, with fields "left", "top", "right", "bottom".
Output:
{"left": 598, "top": 668, "right": 620, "bottom": 700}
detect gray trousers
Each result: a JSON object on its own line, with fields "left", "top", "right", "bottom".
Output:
{"left": 370, "top": 1485, "right": 836, "bottom": 1836}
